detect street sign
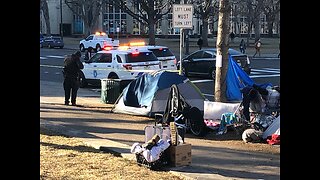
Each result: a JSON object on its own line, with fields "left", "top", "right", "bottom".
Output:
{"left": 172, "top": 4, "right": 193, "bottom": 29}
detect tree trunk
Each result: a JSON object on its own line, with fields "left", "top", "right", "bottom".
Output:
{"left": 202, "top": 19, "right": 209, "bottom": 47}
{"left": 215, "top": 0, "right": 230, "bottom": 102}
{"left": 267, "top": 21, "right": 274, "bottom": 37}
{"left": 254, "top": 19, "right": 260, "bottom": 42}
{"left": 83, "top": 19, "right": 91, "bottom": 36}
{"left": 41, "top": 0, "right": 51, "bottom": 36}
{"left": 148, "top": 19, "right": 156, "bottom": 45}
{"left": 246, "top": 0, "right": 253, "bottom": 46}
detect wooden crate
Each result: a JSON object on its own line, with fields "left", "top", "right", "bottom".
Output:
{"left": 169, "top": 143, "right": 192, "bottom": 167}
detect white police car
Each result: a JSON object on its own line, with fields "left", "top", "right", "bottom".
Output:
{"left": 124, "top": 43, "right": 177, "bottom": 71}
{"left": 79, "top": 46, "right": 161, "bottom": 87}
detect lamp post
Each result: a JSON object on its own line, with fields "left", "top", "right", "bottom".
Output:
{"left": 60, "top": 0, "right": 63, "bottom": 39}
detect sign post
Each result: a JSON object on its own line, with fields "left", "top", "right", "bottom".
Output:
{"left": 172, "top": 4, "right": 193, "bottom": 75}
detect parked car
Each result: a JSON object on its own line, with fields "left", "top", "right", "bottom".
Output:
{"left": 40, "top": 33, "right": 44, "bottom": 44}
{"left": 177, "top": 48, "right": 251, "bottom": 80}
{"left": 40, "top": 36, "right": 64, "bottom": 49}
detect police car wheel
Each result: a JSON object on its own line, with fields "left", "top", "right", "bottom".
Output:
{"left": 108, "top": 74, "right": 119, "bottom": 79}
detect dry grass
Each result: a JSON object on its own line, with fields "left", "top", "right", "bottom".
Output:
{"left": 40, "top": 127, "right": 185, "bottom": 180}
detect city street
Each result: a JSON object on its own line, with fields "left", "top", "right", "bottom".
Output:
{"left": 40, "top": 37, "right": 280, "bottom": 179}
{"left": 40, "top": 45, "right": 280, "bottom": 101}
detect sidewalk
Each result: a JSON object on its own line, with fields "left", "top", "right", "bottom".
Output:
{"left": 40, "top": 80, "right": 280, "bottom": 180}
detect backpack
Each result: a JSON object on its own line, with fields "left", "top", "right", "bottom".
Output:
{"left": 256, "top": 42, "right": 261, "bottom": 48}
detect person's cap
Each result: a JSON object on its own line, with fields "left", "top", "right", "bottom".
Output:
{"left": 74, "top": 51, "right": 81, "bottom": 57}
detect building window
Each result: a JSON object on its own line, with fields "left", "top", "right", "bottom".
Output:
{"left": 104, "top": 2, "right": 127, "bottom": 35}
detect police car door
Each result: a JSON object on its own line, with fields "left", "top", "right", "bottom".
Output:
{"left": 95, "top": 53, "right": 112, "bottom": 80}
{"left": 83, "top": 35, "right": 94, "bottom": 49}
{"left": 82, "top": 53, "right": 99, "bottom": 80}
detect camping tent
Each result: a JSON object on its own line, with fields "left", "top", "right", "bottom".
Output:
{"left": 262, "top": 115, "right": 280, "bottom": 139}
{"left": 226, "top": 55, "right": 272, "bottom": 101}
{"left": 112, "top": 70, "right": 206, "bottom": 116}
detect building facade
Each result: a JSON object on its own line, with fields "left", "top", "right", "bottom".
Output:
{"left": 40, "top": 0, "right": 279, "bottom": 37}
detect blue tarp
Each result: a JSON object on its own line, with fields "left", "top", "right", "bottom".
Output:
{"left": 123, "top": 71, "right": 187, "bottom": 107}
{"left": 226, "top": 55, "right": 272, "bottom": 101}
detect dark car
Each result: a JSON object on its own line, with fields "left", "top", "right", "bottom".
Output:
{"left": 40, "top": 33, "right": 44, "bottom": 44}
{"left": 40, "top": 36, "right": 64, "bottom": 49}
{"left": 178, "top": 48, "right": 251, "bottom": 80}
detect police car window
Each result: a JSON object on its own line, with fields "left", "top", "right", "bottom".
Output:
{"left": 89, "top": 53, "right": 103, "bottom": 63}
{"left": 126, "top": 52, "right": 158, "bottom": 63}
{"left": 86, "top": 35, "right": 93, "bottom": 41}
{"left": 149, "top": 48, "right": 174, "bottom": 57}
{"left": 116, "top": 55, "right": 123, "bottom": 63}
{"left": 97, "top": 54, "right": 112, "bottom": 63}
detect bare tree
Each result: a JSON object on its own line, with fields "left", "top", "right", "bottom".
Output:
{"left": 263, "top": 0, "right": 280, "bottom": 37}
{"left": 40, "top": 0, "right": 51, "bottom": 35}
{"left": 108, "top": 0, "right": 174, "bottom": 45}
{"left": 192, "top": 0, "right": 219, "bottom": 47}
{"left": 252, "top": 0, "right": 264, "bottom": 42}
{"left": 214, "top": 0, "right": 231, "bottom": 102}
{"left": 65, "top": 0, "right": 103, "bottom": 36}
{"left": 230, "top": 1, "right": 246, "bottom": 37}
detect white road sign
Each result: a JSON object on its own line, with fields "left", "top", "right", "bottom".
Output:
{"left": 172, "top": 4, "right": 193, "bottom": 29}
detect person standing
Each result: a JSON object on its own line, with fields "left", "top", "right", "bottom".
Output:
{"left": 229, "top": 32, "right": 235, "bottom": 43}
{"left": 197, "top": 37, "right": 203, "bottom": 50}
{"left": 253, "top": 39, "right": 261, "bottom": 57}
{"left": 84, "top": 47, "right": 93, "bottom": 60}
{"left": 62, "top": 51, "right": 84, "bottom": 106}
{"left": 239, "top": 39, "right": 246, "bottom": 54}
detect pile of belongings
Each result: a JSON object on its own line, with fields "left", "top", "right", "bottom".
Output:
{"left": 130, "top": 134, "right": 171, "bottom": 169}
{"left": 240, "top": 84, "right": 280, "bottom": 144}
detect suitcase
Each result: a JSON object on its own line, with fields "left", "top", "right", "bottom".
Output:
{"left": 144, "top": 124, "right": 171, "bottom": 143}
{"left": 134, "top": 123, "right": 171, "bottom": 170}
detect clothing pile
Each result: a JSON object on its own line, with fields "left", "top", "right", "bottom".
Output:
{"left": 130, "top": 134, "right": 171, "bottom": 170}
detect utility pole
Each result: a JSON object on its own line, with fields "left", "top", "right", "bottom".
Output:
{"left": 60, "top": 0, "right": 63, "bottom": 39}
{"left": 214, "top": 0, "right": 231, "bottom": 102}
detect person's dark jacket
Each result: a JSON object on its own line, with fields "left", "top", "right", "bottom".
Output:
{"left": 197, "top": 38, "right": 203, "bottom": 46}
{"left": 63, "top": 54, "right": 84, "bottom": 80}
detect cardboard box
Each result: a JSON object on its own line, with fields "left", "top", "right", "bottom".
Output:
{"left": 169, "top": 143, "right": 192, "bottom": 167}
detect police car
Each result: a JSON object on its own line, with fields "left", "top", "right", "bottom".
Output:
{"left": 79, "top": 46, "right": 161, "bottom": 87}
{"left": 125, "top": 43, "right": 177, "bottom": 71}
{"left": 79, "top": 31, "right": 120, "bottom": 52}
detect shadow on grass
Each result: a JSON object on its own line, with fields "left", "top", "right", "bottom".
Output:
{"left": 40, "top": 127, "right": 100, "bottom": 153}
{"left": 40, "top": 141, "right": 100, "bottom": 153}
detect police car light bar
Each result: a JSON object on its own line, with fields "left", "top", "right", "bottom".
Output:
{"left": 129, "top": 42, "right": 145, "bottom": 46}
{"left": 95, "top": 31, "right": 106, "bottom": 36}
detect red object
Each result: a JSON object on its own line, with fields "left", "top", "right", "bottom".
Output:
{"left": 266, "top": 134, "right": 280, "bottom": 145}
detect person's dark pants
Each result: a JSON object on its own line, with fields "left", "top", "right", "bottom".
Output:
{"left": 63, "top": 78, "right": 80, "bottom": 105}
